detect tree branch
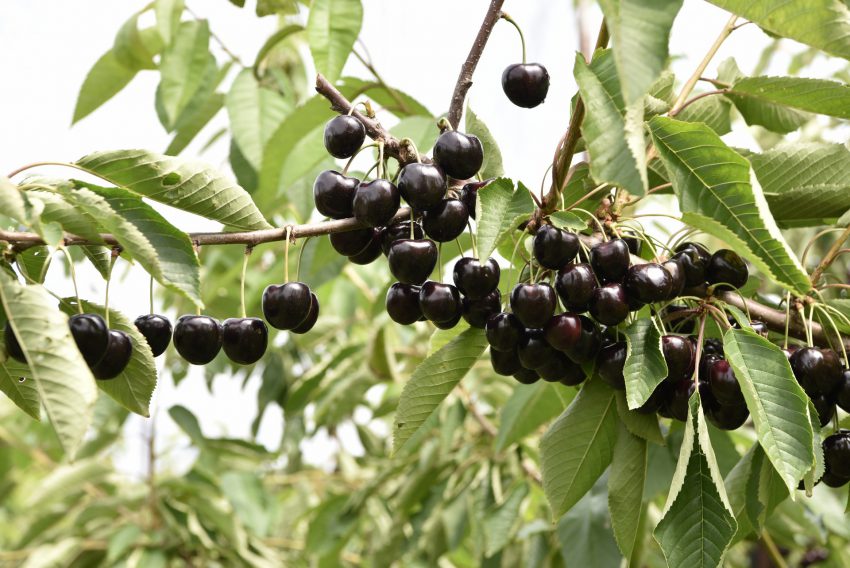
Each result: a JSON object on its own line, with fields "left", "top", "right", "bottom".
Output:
{"left": 446, "top": 0, "right": 507, "bottom": 130}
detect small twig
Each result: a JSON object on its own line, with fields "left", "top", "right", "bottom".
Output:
{"left": 810, "top": 225, "right": 850, "bottom": 286}
{"left": 669, "top": 89, "right": 729, "bottom": 117}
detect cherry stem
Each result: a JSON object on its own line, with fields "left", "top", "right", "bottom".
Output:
{"left": 783, "top": 291, "right": 792, "bottom": 350}
{"left": 59, "top": 247, "right": 83, "bottom": 315}
{"left": 296, "top": 236, "right": 310, "bottom": 282}
{"left": 693, "top": 313, "right": 708, "bottom": 388}
{"left": 241, "top": 247, "right": 252, "bottom": 319}
{"left": 500, "top": 12, "right": 526, "bottom": 64}
{"left": 343, "top": 142, "right": 381, "bottom": 175}
{"left": 467, "top": 220, "right": 478, "bottom": 259}
{"left": 105, "top": 249, "right": 118, "bottom": 328}
{"left": 149, "top": 275, "right": 154, "bottom": 315}
{"left": 438, "top": 243, "right": 443, "bottom": 282}
{"left": 455, "top": 238, "right": 465, "bottom": 258}
{"left": 284, "top": 226, "right": 292, "bottom": 283}
{"left": 400, "top": 138, "right": 422, "bottom": 164}
{"left": 810, "top": 224, "right": 850, "bottom": 286}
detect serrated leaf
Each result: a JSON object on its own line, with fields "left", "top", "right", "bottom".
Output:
{"left": 0, "top": 272, "right": 97, "bottom": 458}
{"left": 306, "top": 0, "right": 362, "bottom": 83}
{"left": 495, "top": 381, "right": 570, "bottom": 452}
{"left": 729, "top": 76, "right": 850, "bottom": 126}
{"left": 676, "top": 93, "right": 732, "bottom": 135}
{"left": 113, "top": 11, "right": 159, "bottom": 71}
{"left": 465, "top": 106, "right": 504, "bottom": 179}
{"left": 475, "top": 178, "right": 533, "bottom": 262}
{"left": 648, "top": 116, "right": 811, "bottom": 294}
{"left": 393, "top": 328, "right": 488, "bottom": 454}
{"left": 0, "top": 359, "right": 40, "bottom": 419}
{"left": 165, "top": 92, "right": 224, "bottom": 155}
{"left": 540, "top": 378, "right": 618, "bottom": 517}
{"left": 622, "top": 318, "right": 667, "bottom": 409}
{"left": 15, "top": 247, "right": 51, "bottom": 285}
{"left": 615, "top": 391, "right": 664, "bottom": 445}
{"left": 722, "top": 328, "right": 814, "bottom": 493}
{"left": 29, "top": 190, "right": 105, "bottom": 243}
{"left": 427, "top": 323, "right": 468, "bottom": 356}
{"left": 75, "top": 149, "right": 271, "bottom": 230}
{"left": 608, "top": 424, "right": 646, "bottom": 559}
{"left": 72, "top": 49, "right": 139, "bottom": 124}
{"left": 227, "top": 69, "right": 291, "bottom": 169}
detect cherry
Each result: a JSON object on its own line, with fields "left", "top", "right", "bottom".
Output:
{"left": 69, "top": 313, "right": 110, "bottom": 367}
{"left": 791, "top": 347, "right": 843, "bottom": 396}
{"left": 672, "top": 246, "right": 708, "bottom": 287}
{"left": 533, "top": 225, "right": 579, "bottom": 269}
{"left": 486, "top": 312, "right": 522, "bottom": 352}
{"left": 625, "top": 263, "right": 673, "bottom": 304}
{"left": 675, "top": 242, "right": 711, "bottom": 263}
{"left": 458, "top": 179, "right": 491, "bottom": 219}
{"left": 453, "top": 257, "right": 500, "bottom": 299}
{"left": 836, "top": 369, "right": 850, "bottom": 413}
{"left": 352, "top": 179, "right": 400, "bottom": 227}
{"left": 622, "top": 232, "right": 642, "bottom": 256}
{"left": 433, "top": 131, "right": 483, "bottom": 180}
{"left": 823, "top": 431, "right": 850, "bottom": 478}
{"left": 491, "top": 348, "right": 522, "bottom": 376}
{"left": 662, "top": 259, "right": 685, "bottom": 300}
{"left": 462, "top": 290, "right": 501, "bottom": 328}
{"left": 262, "top": 282, "right": 313, "bottom": 330}
{"left": 509, "top": 283, "right": 556, "bottom": 328}
{"left": 290, "top": 293, "right": 319, "bottom": 334}
{"left": 705, "top": 400, "right": 749, "bottom": 431}
{"left": 707, "top": 359, "right": 745, "bottom": 406}
{"left": 707, "top": 249, "right": 748, "bottom": 290}
{"left": 820, "top": 470, "right": 850, "bottom": 488}
{"left": 555, "top": 263, "right": 597, "bottom": 312}
{"left": 664, "top": 378, "right": 695, "bottom": 422}
{"left": 3, "top": 321, "right": 25, "bottom": 363}
{"left": 323, "top": 115, "right": 365, "bottom": 159}
{"left": 517, "top": 328, "right": 556, "bottom": 370}
{"left": 386, "top": 283, "right": 422, "bottom": 325}
{"left": 810, "top": 392, "right": 835, "bottom": 428}
{"left": 419, "top": 282, "right": 462, "bottom": 323}
{"left": 662, "top": 335, "right": 694, "bottom": 383}
{"left": 330, "top": 227, "right": 376, "bottom": 256}
{"left": 91, "top": 329, "right": 133, "bottom": 380}
{"left": 398, "top": 163, "right": 446, "bottom": 211}
{"left": 134, "top": 314, "right": 172, "bottom": 357}
{"left": 544, "top": 313, "right": 581, "bottom": 353}
{"left": 422, "top": 199, "right": 469, "bottom": 242}
{"left": 699, "top": 353, "right": 723, "bottom": 384}
{"left": 347, "top": 230, "right": 382, "bottom": 265}
{"left": 174, "top": 315, "right": 222, "bottom": 365}
{"left": 597, "top": 341, "right": 627, "bottom": 390}
{"left": 388, "top": 239, "right": 438, "bottom": 285}
{"left": 432, "top": 311, "right": 462, "bottom": 330}
{"left": 513, "top": 367, "right": 541, "bottom": 385}
{"left": 590, "top": 239, "right": 630, "bottom": 283}
{"left": 703, "top": 338, "right": 723, "bottom": 356}
{"left": 539, "top": 353, "right": 585, "bottom": 386}
{"left": 381, "top": 221, "right": 424, "bottom": 255}
{"left": 313, "top": 170, "right": 358, "bottom": 219}
{"left": 636, "top": 382, "right": 670, "bottom": 414}
{"left": 502, "top": 63, "right": 550, "bottom": 108}
{"left": 589, "top": 283, "right": 630, "bottom": 326}
{"left": 221, "top": 317, "right": 268, "bottom": 365}
{"left": 564, "top": 315, "right": 601, "bottom": 364}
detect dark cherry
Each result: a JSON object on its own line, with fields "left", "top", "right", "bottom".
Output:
{"left": 665, "top": 378, "right": 695, "bottom": 422}
{"left": 486, "top": 312, "right": 523, "bottom": 352}
{"left": 555, "top": 263, "right": 597, "bottom": 312}
{"left": 707, "top": 249, "right": 748, "bottom": 290}
{"left": 820, "top": 470, "right": 850, "bottom": 488}
{"left": 699, "top": 353, "right": 723, "bottom": 384}
{"left": 533, "top": 225, "right": 579, "bottom": 269}
{"left": 69, "top": 313, "right": 110, "bottom": 367}
{"left": 544, "top": 313, "right": 582, "bottom": 353}
{"left": 387, "top": 239, "right": 438, "bottom": 285}
{"left": 625, "top": 263, "right": 673, "bottom": 304}
{"left": 708, "top": 359, "right": 744, "bottom": 406}
{"left": 675, "top": 242, "right": 711, "bottom": 263}
{"left": 662, "top": 259, "right": 685, "bottom": 300}
{"left": 134, "top": 314, "right": 172, "bottom": 357}
{"left": 517, "top": 328, "right": 556, "bottom": 370}
{"left": 589, "top": 283, "right": 630, "bottom": 326}
{"left": 91, "top": 329, "right": 133, "bottom": 380}
{"left": 681, "top": 282, "right": 708, "bottom": 298}
{"left": 173, "top": 315, "right": 222, "bottom": 365}
{"left": 313, "top": 170, "right": 358, "bottom": 219}
{"left": 510, "top": 283, "right": 556, "bottom": 328}
{"left": 347, "top": 230, "right": 382, "bottom": 265}
{"left": 539, "top": 353, "right": 585, "bottom": 386}
{"left": 597, "top": 341, "right": 627, "bottom": 390}
{"left": 564, "top": 315, "right": 601, "bottom": 364}
{"left": 823, "top": 431, "right": 850, "bottom": 478}
{"left": 419, "top": 282, "right": 462, "bottom": 323}
{"left": 810, "top": 393, "right": 835, "bottom": 428}
{"left": 836, "top": 369, "right": 850, "bottom": 413}
{"left": 433, "top": 131, "right": 484, "bottom": 180}
{"left": 381, "top": 221, "right": 424, "bottom": 256}
{"left": 386, "top": 283, "right": 422, "bottom": 325}
{"left": 262, "top": 282, "right": 313, "bottom": 330}
{"left": 3, "top": 321, "right": 25, "bottom": 363}
{"left": 458, "top": 179, "right": 492, "bottom": 219}
{"left": 590, "top": 239, "right": 630, "bottom": 283}
{"left": 636, "top": 382, "right": 670, "bottom": 415}
{"left": 672, "top": 247, "right": 709, "bottom": 287}
{"left": 662, "top": 335, "right": 694, "bottom": 383}
{"left": 502, "top": 63, "right": 550, "bottom": 108}
{"left": 323, "top": 115, "right": 365, "bottom": 159}
{"left": 290, "top": 293, "right": 319, "bottom": 334}
{"left": 398, "top": 163, "right": 446, "bottom": 211}
{"left": 703, "top": 338, "right": 723, "bottom": 356}
{"left": 422, "top": 199, "right": 469, "bottom": 242}
{"left": 491, "top": 348, "right": 522, "bottom": 376}
{"left": 330, "top": 227, "right": 375, "bottom": 256}
{"left": 462, "top": 290, "right": 501, "bottom": 328}
{"left": 453, "top": 257, "right": 500, "bottom": 299}
{"left": 706, "top": 400, "right": 750, "bottom": 431}
{"left": 432, "top": 311, "right": 462, "bottom": 330}
{"left": 513, "top": 367, "right": 540, "bottom": 385}
{"left": 221, "top": 317, "right": 268, "bottom": 365}
{"left": 791, "top": 347, "right": 843, "bottom": 396}
{"left": 622, "top": 233, "right": 642, "bottom": 256}
{"left": 352, "top": 179, "right": 400, "bottom": 227}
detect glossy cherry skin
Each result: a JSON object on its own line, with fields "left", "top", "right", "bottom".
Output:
{"left": 625, "top": 263, "right": 673, "bottom": 304}
{"left": 453, "top": 257, "right": 500, "bottom": 300}
{"left": 811, "top": 393, "right": 836, "bottom": 428}
{"left": 290, "top": 293, "right": 319, "bottom": 334}
{"left": 458, "top": 179, "right": 492, "bottom": 219}
{"left": 703, "top": 338, "right": 723, "bottom": 356}
{"left": 432, "top": 311, "right": 462, "bottom": 330}
{"left": 330, "top": 227, "right": 376, "bottom": 256}
{"left": 590, "top": 239, "right": 630, "bottom": 283}
{"left": 347, "top": 230, "right": 383, "bottom": 265}
{"left": 790, "top": 347, "right": 843, "bottom": 396}
{"left": 675, "top": 242, "right": 711, "bottom": 263}
{"left": 662, "top": 259, "right": 685, "bottom": 300}
{"left": 555, "top": 263, "right": 597, "bottom": 313}
{"left": 708, "top": 359, "right": 745, "bottom": 406}
{"left": 705, "top": 400, "right": 749, "bottom": 431}
{"left": 386, "top": 283, "right": 422, "bottom": 325}
{"left": 222, "top": 317, "right": 268, "bottom": 365}
{"left": 323, "top": 115, "right": 365, "bottom": 159}
{"left": 707, "top": 249, "right": 748, "bottom": 290}
{"left": 352, "top": 179, "right": 400, "bottom": 227}
{"left": 517, "top": 328, "right": 556, "bottom": 370}
{"left": 821, "top": 470, "right": 850, "bottom": 488}
{"left": 3, "top": 321, "right": 25, "bottom": 363}
{"left": 544, "top": 313, "right": 582, "bottom": 353}
{"left": 539, "top": 353, "right": 585, "bottom": 386}
{"left": 491, "top": 348, "right": 522, "bottom": 376}
{"left": 433, "top": 131, "right": 484, "bottom": 180}
{"left": 398, "top": 163, "right": 446, "bottom": 211}
{"left": 381, "top": 221, "right": 424, "bottom": 256}
{"left": 636, "top": 382, "right": 671, "bottom": 415}
{"left": 502, "top": 63, "right": 550, "bottom": 108}
{"left": 823, "top": 431, "right": 850, "bottom": 478}
{"left": 134, "top": 314, "right": 172, "bottom": 357}
{"left": 510, "top": 283, "right": 557, "bottom": 329}
{"left": 173, "top": 315, "right": 222, "bottom": 365}
{"left": 622, "top": 233, "right": 642, "bottom": 256}
{"left": 662, "top": 335, "right": 695, "bottom": 383}
{"left": 486, "top": 312, "right": 523, "bottom": 352}
{"left": 422, "top": 199, "right": 469, "bottom": 242}
{"left": 665, "top": 378, "right": 695, "bottom": 422}
{"left": 589, "top": 283, "right": 630, "bottom": 326}
{"left": 513, "top": 367, "right": 541, "bottom": 385}
{"left": 699, "top": 353, "right": 723, "bottom": 386}
{"left": 597, "top": 341, "right": 627, "bottom": 390}
{"left": 388, "top": 239, "right": 438, "bottom": 285}
{"left": 313, "top": 170, "right": 358, "bottom": 219}
{"left": 533, "top": 225, "right": 579, "bottom": 269}
{"left": 262, "top": 282, "right": 313, "bottom": 330}
{"left": 672, "top": 248, "right": 708, "bottom": 287}
{"left": 564, "top": 315, "right": 601, "bottom": 364}
{"left": 91, "top": 329, "right": 133, "bottom": 380}
{"left": 836, "top": 369, "right": 850, "bottom": 413}
{"left": 462, "top": 290, "right": 501, "bottom": 328}
{"left": 419, "top": 282, "right": 462, "bottom": 323}
{"left": 69, "top": 313, "right": 110, "bottom": 367}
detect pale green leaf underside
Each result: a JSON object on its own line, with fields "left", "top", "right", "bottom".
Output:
{"left": 465, "top": 106, "right": 504, "bottom": 180}
{"left": 622, "top": 318, "right": 667, "bottom": 409}
{"left": 306, "top": 0, "right": 363, "bottom": 83}
{"left": 475, "top": 178, "right": 533, "bottom": 262}
{"left": 156, "top": 20, "right": 216, "bottom": 130}
{"left": 615, "top": 391, "right": 664, "bottom": 445}
{"left": 495, "top": 381, "right": 570, "bottom": 452}
{"left": 226, "top": 69, "right": 291, "bottom": 170}
{"left": 608, "top": 425, "right": 646, "bottom": 559}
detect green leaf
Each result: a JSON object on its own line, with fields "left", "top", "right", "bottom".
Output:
{"left": 475, "top": 178, "right": 534, "bottom": 262}
{"left": 465, "top": 106, "right": 504, "bottom": 179}
{"left": 165, "top": 92, "right": 224, "bottom": 155}
{"left": 72, "top": 49, "right": 139, "bottom": 124}
{"left": 548, "top": 210, "right": 585, "bottom": 231}
{"left": 427, "top": 324, "right": 468, "bottom": 356}
{"left": 306, "top": 0, "right": 363, "bottom": 83}
{"left": 495, "top": 382, "right": 571, "bottom": 452}
{"left": 393, "top": 328, "right": 488, "bottom": 454}
{"left": 227, "top": 69, "right": 291, "bottom": 170}
{"left": 729, "top": 76, "right": 850, "bottom": 123}
{"left": 338, "top": 76, "right": 431, "bottom": 117}
{"left": 114, "top": 11, "right": 159, "bottom": 71}
{"left": 622, "top": 318, "right": 667, "bottom": 410}
{"left": 390, "top": 116, "right": 438, "bottom": 155}
{"left": 0, "top": 272, "right": 97, "bottom": 458}
{"left": 598, "top": 0, "right": 683, "bottom": 104}
{"left": 75, "top": 149, "right": 271, "bottom": 230}
{"left": 0, "top": 359, "right": 40, "bottom": 420}
{"left": 540, "top": 378, "right": 618, "bottom": 517}
{"left": 707, "top": 0, "right": 850, "bottom": 62}
{"left": 557, "top": 475, "right": 622, "bottom": 567}
{"left": 155, "top": 0, "right": 185, "bottom": 45}
{"left": 722, "top": 328, "right": 814, "bottom": 493}
{"left": 615, "top": 391, "right": 664, "bottom": 445}
{"left": 15, "top": 247, "right": 52, "bottom": 285}
{"left": 648, "top": 116, "right": 811, "bottom": 294}
{"left": 1, "top": 176, "right": 28, "bottom": 222}
{"left": 483, "top": 484, "right": 528, "bottom": 557}
{"left": 574, "top": 51, "right": 646, "bottom": 195}
{"left": 608, "top": 424, "right": 647, "bottom": 559}
{"left": 676, "top": 93, "right": 732, "bottom": 135}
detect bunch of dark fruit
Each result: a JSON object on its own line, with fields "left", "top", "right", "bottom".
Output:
{"left": 786, "top": 345, "right": 850, "bottom": 427}
{"left": 820, "top": 430, "right": 850, "bottom": 488}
